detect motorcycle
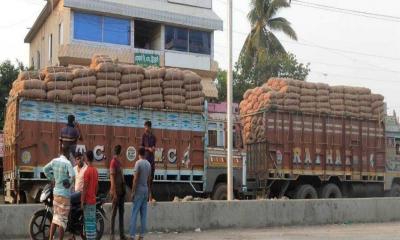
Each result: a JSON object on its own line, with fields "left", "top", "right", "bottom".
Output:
{"left": 29, "top": 184, "right": 106, "bottom": 240}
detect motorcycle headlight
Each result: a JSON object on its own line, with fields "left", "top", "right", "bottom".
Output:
{"left": 40, "top": 192, "right": 47, "bottom": 202}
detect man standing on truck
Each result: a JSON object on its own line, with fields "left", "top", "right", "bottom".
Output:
{"left": 129, "top": 147, "right": 152, "bottom": 240}
{"left": 43, "top": 143, "right": 75, "bottom": 240}
{"left": 110, "top": 145, "right": 127, "bottom": 240}
{"left": 60, "top": 114, "right": 82, "bottom": 163}
{"left": 141, "top": 120, "right": 156, "bottom": 201}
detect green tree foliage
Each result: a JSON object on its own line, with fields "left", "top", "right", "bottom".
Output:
{"left": 0, "top": 60, "right": 25, "bottom": 127}
{"left": 216, "top": 66, "right": 253, "bottom": 103}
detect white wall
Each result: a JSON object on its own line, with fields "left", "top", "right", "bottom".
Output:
{"left": 165, "top": 51, "right": 210, "bottom": 70}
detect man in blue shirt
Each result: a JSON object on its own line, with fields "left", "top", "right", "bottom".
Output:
{"left": 44, "top": 143, "right": 75, "bottom": 240}
{"left": 60, "top": 115, "right": 82, "bottom": 162}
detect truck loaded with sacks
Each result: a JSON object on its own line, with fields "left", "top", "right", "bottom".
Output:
{"left": 3, "top": 55, "right": 244, "bottom": 203}
{"left": 240, "top": 77, "right": 400, "bottom": 199}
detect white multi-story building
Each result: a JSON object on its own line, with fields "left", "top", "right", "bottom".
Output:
{"left": 25, "top": 0, "right": 222, "bottom": 99}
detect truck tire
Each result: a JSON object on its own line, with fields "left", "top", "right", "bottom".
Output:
{"left": 320, "top": 183, "right": 342, "bottom": 199}
{"left": 386, "top": 183, "right": 400, "bottom": 197}
{"left": 212, "top": 183, "right": 227, "bottom": 200}
{"left": 294, "top": 184, "right": 318, "bottom": 199}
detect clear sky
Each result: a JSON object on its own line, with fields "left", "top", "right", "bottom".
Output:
{"left": 0, "top": 0, "right": 399, "bottom": 114}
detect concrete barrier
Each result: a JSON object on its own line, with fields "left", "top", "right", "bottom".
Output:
{"left": 2, "top": 198, "right": 400, "bottom": 238}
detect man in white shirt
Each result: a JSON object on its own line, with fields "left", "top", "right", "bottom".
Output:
{"left": 71, "top": 151, "right": 87, "bottom": 203}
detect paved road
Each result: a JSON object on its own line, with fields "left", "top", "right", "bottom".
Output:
{"left": 16, "top": 222, "right": 400, "bottom": 240}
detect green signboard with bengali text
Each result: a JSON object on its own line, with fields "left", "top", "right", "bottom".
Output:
{"left": 134, "top": 53, "right": 160, "bottom": 67}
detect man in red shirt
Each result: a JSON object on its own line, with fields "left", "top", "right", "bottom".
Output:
{"left": 81, "top": 150, "right": 98, "bottom": 240}
{"left": 110, "top": 145, "right": 127, "bottom": 240}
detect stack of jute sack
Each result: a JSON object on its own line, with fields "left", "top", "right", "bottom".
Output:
{"left": 183, "top": 71, "right": 204, "bottom": 112}
{"left": 91, "top": 55, "right": 121, "bottom": 105}
{"left": 163, "top": 68, "right": 186, "bottom": 111}
{"left": 43, "top": 66, "right": 74, "bottom": 102}
{"left": 141, "top": 67, "right": 165, "bottom": 109}
{"left": 270, "top": 78, "right": 300, "bottom": 111}
{"left": 118, "top": 64, "right": 143, "bottom": 108}
{"left": 300, "top": 82, "right": 317, "bottom": 113}
{"left": 343, "top": 87, "right": 360, "bottom": 117}
{"left": 356, "top": 87, "right": 372, "bottom": 119}
{"left": 371, "top": 94, "right": 385, "bottom": 118}
{"left": 315, "top": 83, "right": 330, "bottom": 114}
{"left": 9, "top": 70, "right": 46, "bottom": 99}
{"left": 71, "top": 66, "right": 96, "bottom": 104}
{"left": 330, "top": 86, "right": 345, "bottom": 116}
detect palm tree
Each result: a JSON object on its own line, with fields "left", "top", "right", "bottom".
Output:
{"left": 238, "top": 0, "right": 297, "bottom": 85}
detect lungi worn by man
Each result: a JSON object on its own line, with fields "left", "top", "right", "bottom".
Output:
{"left": 44, "top": 144, "right": 75, "bottom": 240}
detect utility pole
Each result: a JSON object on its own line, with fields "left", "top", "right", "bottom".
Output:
{"left": 227, "top": 0, "right": 234, "bottom": 201}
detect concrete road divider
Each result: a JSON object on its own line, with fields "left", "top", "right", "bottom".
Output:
{"left": 2, "top": 198, "right": 400, "bottom": 238}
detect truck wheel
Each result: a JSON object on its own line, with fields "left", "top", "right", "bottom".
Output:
{"left": 212, "top": 183, "right": 227, "bottom": 200}
{"left": 387, "top": 183, "right": 400, "bottom": 197}
{"left": 294, "top": 184, "right": 318, "bottom": 199}
{"left": 320, "top": 183, "right": 342, "bottom": 198}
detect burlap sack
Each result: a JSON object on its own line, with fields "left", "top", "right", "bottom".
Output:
{"left": 359, "top": 100, "right": 371, "bottom": 107}
{"left": 120, "top": 98, "right": 142, "bottom": 107}
{"left": 119, "top": 83, "right": 141, "bottom": 92}
{"left": 300, "top": 102, "right": 316, "bottom": 108}
{"left": 95, "top": 63, "right": 122, "bottom": 72}
{"left": 165, "top": 101, "right": 187, "bottom": 111}
{"left": 331, "top": 110, "right": 344, "bottom": 116}
{"left": 345, "top": 106, "right": 359, "bottom": 112}
{"left": 300, "top": 96, "right": 315, "bottom": 102}
{"left": 300, "top": 88, "right": 317, "bottom": 96}
{"left": 187, "top": 105, "right": 203, "bottom": 112}
{"left": 329, "top": 93, "right": 344, "bottom": 99}
{"left": 316, "top": 96, "right": 329, "bottom": 102}
{"left": 13, "top": 79, "right": 45, "bottom": 90}
{"left": 47, "top": 81, "right": 73, "bottom": 90}
{"left": 96, "top": 87, "right": 118, "bottom": 96}
{"left": 186, "top": 97, "right": 204, "bottom": 106}
{"left": 165, "top": 68, "right": 184, "bottom": 80}
{"left": 301, "top": 82, "right": 316, "bottom": 89}
{"left": 120, "top": 64, "right": 144, "bottom": 75}
{"left": 141, "top": 79, "right": 163, "bottom": 88}
{"left": 44, "top": 66, "right": 70, "bottom": 74}
{"left": 358, "top": 95, "right": 371, "bottom": 101}
{"left": 359, "top": 106, "right": 372, "bottom": 113}
{"left": 19, "top": 89, "right": 47, "bottom": 99}
{"left": 18, "top": 71, "right": 42, "bottom": 81}
{"left": 243, "top": 89, "right": 253, "bottom": 99}
{"left": 141, "top": 87, "right": 163, "bottom": 95}
{"left": 96, "top": 95, "right": 119, "bottom": 105}
{"left": 118, "top": 90, "right": 141, "bottom": 100}
{"left": 284, "top": 99, "right": 300, "bottom": 105}
{"left": 164, "top": 88, "right": 186, "bottom": 96}
{"left": 184, "top": 83, "right": 202, "bottom": 91}
{"left": 164, "top": 95, "right": 185, "bottom": 103}
{"left": 301, "top": 108, "right": 316, "bottom": 113}
{"left": 280, "top": 85, "right": 301, "bottom": 93}
{"left": 316, "top": 83, "right": 330, "bottom": 90}
{"left": 316, "top": 103, "right": 330, "bottom": 109}
{"left": 316, "top": 108, "right": 331, "bottom": 114}
{"left": 356, "top": 87, "right": 371, "bottom": 95}
{"left": 73, "top": 76, "right": 97, "bottom": 86}
{"left": 72, "top": 94, "right": 96, "bottom": 104}
{"left": 316, "top": 90, "right": 330, "bottom": 96}
{"left": 91, "top": 55, "right": 113, "bottom": 65}
{"left": 344, "top": 100, "right": 359, "bottom": 106}
{"left": 96, "top": 72, "right": 122, "bottom": 80}
{"left": 72, "top": 68, "right": 95, "bottom": 78}
{"left": 330, "top": 86, "right": 345, "bottom": 93}
{"left": 121, "top": 74, "right": 144, "bottom": 84}
{"left": 331, "top": 105, "right": 345, "bottom": 111}
{"left": 284, "top": 92, "right": 300, "bottom": 99}
{"left": 344, "top": 94, "right": 358, "bottom": 101}
{"left": 142, "top": 94, "right": 163, "bottom": 102}
{"left": 72, "top": 86, "right": 96, "bottom": 95}
{"left": 45, "top": 72, "right": 74, "bottom": 82}
{"left": 163, "top": 80, "right": 184, "bottom": 88}
{"left": 142, "top": 101, "right": 164, "bottom": 109}
{"left": 371, "top": 94, "right": 384, "bottom": 101}
{"left": 183, "top": 75, "right": 202, "bottom": 85}
{"left": 97, "top": 80, "right": 120, "bottom": 88}
{"left": 330, "top": 99, "right": 344, "bottom": 105}
{"left": 185, "top": 91, "right": 204, "bottom": 98}
{"left": 47, "top": 90, "right": 72, "bottom": 101}
{"left": 371, "top": 101, "right": 384, "bottom": 109}
{"left": 144, "top": 68, "right": 166, "bottom": 79}
{"left": 360, "top": 113, "right": 373, "bottom": 118}
{"left": 284, "top": 105, "right": 300, "bottom": 112}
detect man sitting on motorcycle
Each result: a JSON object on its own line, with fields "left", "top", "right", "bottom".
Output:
{"left": 43, "top": 143, "right": 75, "bottom": 240}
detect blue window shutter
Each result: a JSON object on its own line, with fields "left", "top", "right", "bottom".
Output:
{"left": 103, "top": 17, "right": 130, "bottom": 45}
{"left": 74, "top": 12, "right": 102, "bottom": 42}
